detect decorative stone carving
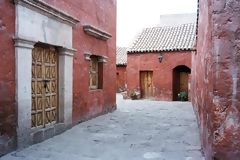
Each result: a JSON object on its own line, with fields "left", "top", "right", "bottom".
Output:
{"left": 59, "top": 47, "right": 77, "bottom": 57}
{"left": 83, "top": 25, "right": 112, "bottom": 41}
{"left": 13, "top": 36, "right": 36, "bottom": 49}
{"left": 14, "top": 0, "right": 79, "bottom": 26}
{"left": 84, "top": 52, "right": 108, "bottom": 63}
{"left": 98, "top": 56, "right": 108, "bottom": 63}
{"left": 84, "top": 52, "right": 92, "bottom": 60}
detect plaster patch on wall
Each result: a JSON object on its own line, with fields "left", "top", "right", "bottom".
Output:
{"left": 231, "top": 66, "right": 238, "bottom": 109}
{"left": 235, "top": 28, "right": 240, "bottom": 40}
{"left": 204, "top": 58, "right": 210, "bottom": 81}
{"left": 212, "top": 96, "right": 220, "bottom": 107}
{"left": 226, "top": 0, "right": 240, "bottom": 12}
{"left": 143, "top": 152, "right": 162, "bottom": 159}
{"left": 213, "top": 39, "right": 221, "bottom": 80}
{"left": 214, "top": 114, "right": 226, "bottom": 143}
{"left": 232, "top": 77, "right": 238, "bottom": 96}
{"left": 214, "top": 109, "right": 240, "bottom": 144}
{"left": 42, "top": 20, "right": 47, "bottom": 42}
{"left": 213, "top": 0, "right": 226, "bottom": 13}
{"left": 225, "top": 111, "right": 240, "bottom": 132}
{"left": 225, "top": 115, "right": 235, "bottom": 130}
{"left": 0, "top": 19, "right": 6, "bottom": 31}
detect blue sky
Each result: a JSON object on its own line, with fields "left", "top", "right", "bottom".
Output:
{"left": 117, "top": 0, "right": 197, "bottom": 47}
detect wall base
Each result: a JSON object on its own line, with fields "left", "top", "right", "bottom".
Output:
{"left": 0, "top": 135, "right": 16, "bottom": 157}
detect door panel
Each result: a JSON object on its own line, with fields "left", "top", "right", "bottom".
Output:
{"left": 180, "top": 72, "right": 188, "bottom": 93}
{"left": 172, "top": 66, "right": 191, "bottom": 101}
{"left": 32, "top": 46, "right": 58, "bottom": 128}
{"left": 140, "top": 71, "right": 153, "bottom": 98}
{"left": 172, "top": 71, "right": 189, "bottom": 101}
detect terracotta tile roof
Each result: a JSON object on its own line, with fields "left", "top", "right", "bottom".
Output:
{"left": 128, "top": 23, "right": 196, "bottom": 53}
{"left": 116, "top": 47, "right": 127, "bottom": 65}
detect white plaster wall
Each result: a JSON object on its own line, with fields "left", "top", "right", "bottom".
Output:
{"left": 159, "top": 13, "right": 197, "bottom": 27}
{"left": 16, "top": 5, "right": 72, "bottom": 48}
{"left": 15, "top": 46, "right": 32, "bottom": 148}
{"left": 59, "top": 53, "right": 73, "bottom": 126}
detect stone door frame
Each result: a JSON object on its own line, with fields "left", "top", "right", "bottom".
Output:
{"left": 13, "top": 0, "right": 79, "bottom": 148}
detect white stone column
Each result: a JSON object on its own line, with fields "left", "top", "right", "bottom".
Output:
{"left": 58, "top": 48, "right": 76, "bottom": 128}
{"left": 14, "top": 37, "right": 36, "bottom": 149}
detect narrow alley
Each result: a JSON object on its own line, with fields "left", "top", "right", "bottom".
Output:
{"left": 0, "top": 94, "right": 204, "bottom": 160}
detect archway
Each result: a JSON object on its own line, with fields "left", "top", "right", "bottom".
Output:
{"left": 172, "top": 65, "right": 191, "bottom": 101}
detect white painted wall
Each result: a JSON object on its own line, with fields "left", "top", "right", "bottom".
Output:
{"left": 16, "top": 5, "right": 72, "bottom": 48}
{"left": 15, "top": 45, "right": 33, "bottom": 148}
{"left": 159, "top": 13, "right": 197, "bottom": 26}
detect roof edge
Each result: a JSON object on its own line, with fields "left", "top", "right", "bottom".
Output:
{"left": 127, "top": 48, "right": 196, "bottom": 54}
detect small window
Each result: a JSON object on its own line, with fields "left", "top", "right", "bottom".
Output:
{"left": 89, "top": 56, "right": 103, "bottom": 89}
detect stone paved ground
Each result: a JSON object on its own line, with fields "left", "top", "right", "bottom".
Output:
{"left": 1, "top": 94, "right": 204, "bottom": 160}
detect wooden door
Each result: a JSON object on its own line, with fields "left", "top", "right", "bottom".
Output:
{"left": 140, "top": 71, "right": 153, "bottom": 98}
{"left": 180, "top": 72, "right": 188, "bottom": 93}
{"left": 31, "top": 45, "right": 58, "bottom": 128}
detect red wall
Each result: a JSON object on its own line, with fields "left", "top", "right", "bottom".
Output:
{"left": 0, "top": 1, "right": 16, "bottom": 155}
{"left": 116, "top": 65, "right": 127, "bottom": 92}
{"left": 127, "top": 51, "right": 191, "bottom": 101}
{"left": 42, "top": 0, "right": 117, "bottom": 123}
{"left": 192, "top": 0, "right": 240, "bottom": 159}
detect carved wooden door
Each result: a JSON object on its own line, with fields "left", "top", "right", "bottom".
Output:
{"left": 140, "top": 71, "right": 153, "bottom": 98}
{"left": 31, "top": 45, "right": 58, "bottom": 128}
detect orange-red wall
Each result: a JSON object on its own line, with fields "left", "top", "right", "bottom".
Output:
{"left": 116, "top": 65, "right": 127, "bottom": 92}
{"left": 127, "top": 51, "right": 192, "bottom": 100}
{"left": 0, "top": 1, "right": 16, "bottom": 155}
{"left": 41, "top": 0, "right": 117, "bottom": 124}
{"left": 192, "top": 0, "right": 240, "bottom": 159}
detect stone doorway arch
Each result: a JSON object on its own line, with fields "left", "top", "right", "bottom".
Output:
{"left": 172, "top": 65, "right": 191, "bottom": 101}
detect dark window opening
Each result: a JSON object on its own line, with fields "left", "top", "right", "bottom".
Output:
{"left": 172, "top": 65, "right": 191, "bottom": 101}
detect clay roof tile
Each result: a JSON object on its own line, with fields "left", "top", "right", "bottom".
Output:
{"left": 128, "top": 23, "right": 196, "bottom": 53}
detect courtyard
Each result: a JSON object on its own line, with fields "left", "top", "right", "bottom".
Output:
{"left": 0, "top": 94, "right": 204, "bottom": 160}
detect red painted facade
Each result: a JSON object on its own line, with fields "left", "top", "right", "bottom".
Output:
{"left": 43, "top": 0, "right": 116, "bottom": 123}
{"left": 127, "top": 51, "right": 192, "bottom": 100}
{"left": 192, "top": 0, "right": 240, "bottom": 159}
{"left": 0, "top": 1, "right": 16, "bottom": 155}
{"left": 0, "top": 0, "right": 116, "bottom": 155}
{"left": 116, "top": 66, "right": 127, "bottom": 92}
{"left": 40, "top": 0, "right": 116, "bottom": 123}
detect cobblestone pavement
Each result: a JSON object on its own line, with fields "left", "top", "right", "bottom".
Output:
{"left": 1, "top": 94, "right": 204, "bottom": 160}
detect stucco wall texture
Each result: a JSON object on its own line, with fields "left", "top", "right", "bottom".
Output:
{"left": 127, "top": 52, "right": 191, "bottom": 101}
{"left": 192, "top": 0, "right": 240, "bottom": 159}
{"left": 116, "top": 66, "right": 127, "bottom": 92}
{"left": 0, "top": 0, "right": 16, "bottom": 155}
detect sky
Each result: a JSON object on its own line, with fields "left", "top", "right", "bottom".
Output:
{"left": 117, "top": 0, "right": 198, "bottom": 47}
